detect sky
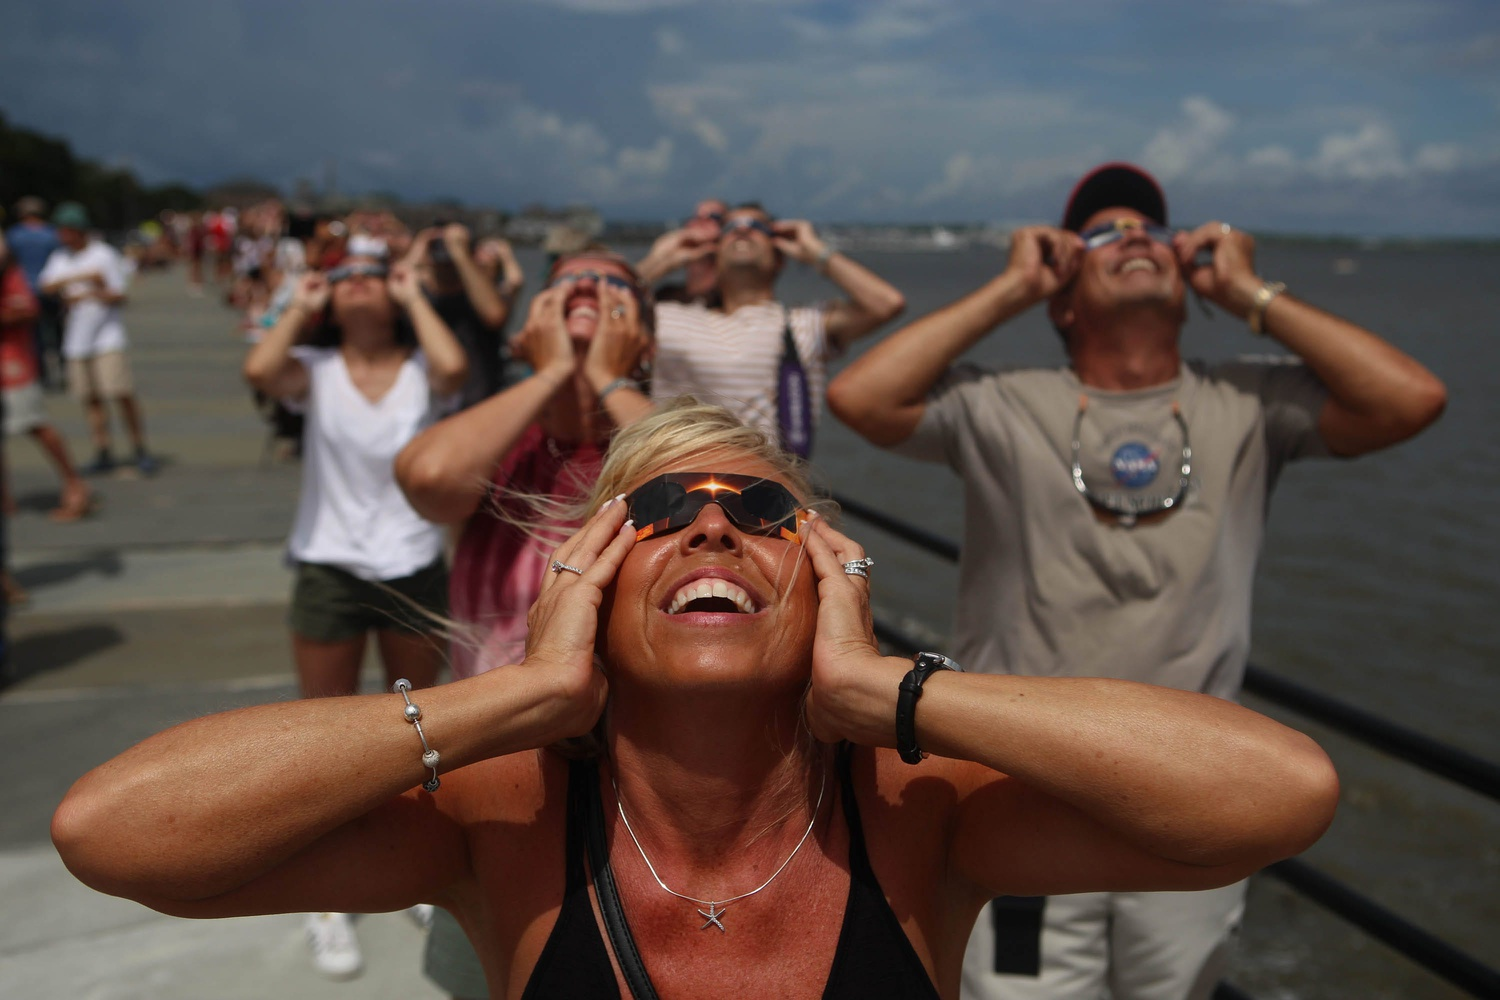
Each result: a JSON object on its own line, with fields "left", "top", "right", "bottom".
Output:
{"left": 3, "top": 0, "right": 1499, "bottom": 237}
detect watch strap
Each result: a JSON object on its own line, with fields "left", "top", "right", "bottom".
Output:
{"left": 896, "top": 652, "right": 961, "bottom": 764}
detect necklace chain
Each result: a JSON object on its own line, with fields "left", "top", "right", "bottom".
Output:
{"left": 613, "top": 764, "right": 827, "bottom": 932}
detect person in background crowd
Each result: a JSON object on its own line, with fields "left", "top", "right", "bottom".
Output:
{"left": 37, "top": 202, "right": 159, "bottom": 477}
{"left": 405, "top": 222, "right": 519, "bottom": 410}
{"left": 184, "top": 210, "right": 207, "bottom": 295}
{"left": 208, "top": 208, "right": 235, "bottom": 285}
{"left": 395, "top": 247, "right": 653, "bottom": 999}
{"left": 640, "top": 197, "right": 727, "bottom": 305}
{"left": 1, "top": 231, "right": 93, "bottom": 608}
{"left": 640, "top": 202, "right": 905, "bottom": 458}
{"left": 0, "top": 231, "right": 92, "bottom": 529}
{"left": 242, "top": 240, "right": 467, "bottom": 980}
{"left": 829, "top": 161, "right": 1447, "bottom": 1000}
{"left": 5, "top": 197, "right": 63, "bottom": 389}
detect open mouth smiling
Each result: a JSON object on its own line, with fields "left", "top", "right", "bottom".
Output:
{"left": 661, "top": 571, "right": 765, "bottom": 617}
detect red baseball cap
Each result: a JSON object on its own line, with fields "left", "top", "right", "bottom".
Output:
{"left": 1061, "top": 163, "right": 1168, "bottom": 232}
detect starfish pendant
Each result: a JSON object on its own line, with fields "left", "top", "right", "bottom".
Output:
{"left": 697, "top": 902, "right": 726, "bottom": 932}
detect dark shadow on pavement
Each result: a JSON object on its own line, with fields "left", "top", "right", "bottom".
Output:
{"left": 13, "top": 549, "right": 125, "bottom": 590}
{"left": 3, "top": 624, "right": 124, "bottom": 689}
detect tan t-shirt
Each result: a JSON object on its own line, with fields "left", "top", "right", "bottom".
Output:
{"left": 896, "top": 359, "right": 1330, "bottom": 699}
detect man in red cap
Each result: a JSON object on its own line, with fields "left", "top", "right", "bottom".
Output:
{"left": 829, "top": 163, "right": 1446, "bottom": 1000}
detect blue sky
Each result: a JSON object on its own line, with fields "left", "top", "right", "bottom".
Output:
{"left": 4, "top": 0, "right": 1498, "bottom": 236}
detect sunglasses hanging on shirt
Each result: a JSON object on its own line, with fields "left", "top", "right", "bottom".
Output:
{"left": 1069, "top": 395, "right": 1192, "bottom": 527}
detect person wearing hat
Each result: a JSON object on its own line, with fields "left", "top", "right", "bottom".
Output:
{"left": 828, "top": 162, "right": 1446, "bottom": 1000}
{"left": 6, "top": 196, "right": 63, "bottom": 389}
{"left": 37, "top": 201, "right": 159, "bottom": 475}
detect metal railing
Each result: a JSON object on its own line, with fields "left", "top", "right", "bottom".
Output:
{"left": 835, "top": 491, "right": 1500, "bottom": 1000}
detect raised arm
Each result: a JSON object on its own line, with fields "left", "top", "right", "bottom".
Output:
{"left": 242, "top": 272, "right": 324, "bottom": 401}
{"left": 475, "top": 236, "right": 525, "bottom": 305}
{"left": 395, "top": 286, "right": 577, "bottom": 525}
{"left": 443, "top": 224, "right": 509, "bottom": 329}
{"left": 801, "top": 519, "right": 1339, "bottom": 897}
{"left": 772, "top": 219, "right": 906, "bottom": 349}
{"left": 388, "top": 261, "right": 469, "bottom": 396}
{"left": 52, "top": 503, "right": 636, "bottom": 918}
{"left": 634, "top": 225, "right": 717, "bottom": 286}
{"left": 1175, "top": 222, "right": 1446, "bottom": 456}
{"left": 827, "top": 226, "right": 1083, "bottom": 447}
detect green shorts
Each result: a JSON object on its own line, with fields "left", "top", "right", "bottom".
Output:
{"left": 288, "top": 559, "right": 449, "bottom": 643}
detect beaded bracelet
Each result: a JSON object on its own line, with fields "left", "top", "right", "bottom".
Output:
{"left": 596, "top": 376, "right": 638, "bottom": 403}
{"left": 393, "top": 678, "right": 441, "bottom": 792}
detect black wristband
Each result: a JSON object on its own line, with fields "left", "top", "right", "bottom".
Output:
{"left": 895, "top": 651, "right": 962, "bottom": 764}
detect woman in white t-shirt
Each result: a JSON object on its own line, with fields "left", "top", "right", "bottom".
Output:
{"left": 245, "top": 254, "right": 467, "bottom": 695}
{"left": 243, "top": 253, "right": 467, "bottom": 976}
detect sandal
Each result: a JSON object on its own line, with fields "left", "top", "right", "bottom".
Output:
{"left": 49, "top": 483, "right": 97, "bottom": 523}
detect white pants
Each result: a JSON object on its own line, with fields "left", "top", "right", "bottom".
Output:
{"left": 961, "top": 883, "right": 1247, "bottom": 1000}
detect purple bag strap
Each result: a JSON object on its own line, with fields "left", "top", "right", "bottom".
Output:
{"left": 776, "top": 308, "right": 813, "bottom": 459}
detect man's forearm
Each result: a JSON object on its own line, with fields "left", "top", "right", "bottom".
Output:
{"left": 819, "top": 252, "right": 907, "bottom": 346}
{"left": 828, "top": 269, "right": 1035, "bottom": 446}
{"left": 1257, "top": 292, "right": 1446, "bottom": 455}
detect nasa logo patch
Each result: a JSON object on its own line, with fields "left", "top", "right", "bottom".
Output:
{"left": 1110, "top": 442, "right": 1161, "bottom": 489}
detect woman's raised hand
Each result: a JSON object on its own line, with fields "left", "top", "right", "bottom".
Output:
{"left": 523, "top": 496, "right": 637, "bottom": 739}
{"left": 800, "top": 517, "right": 895, "bottom": 746}
{"left": 292, "top": 272, "right": 331, "bottom": 313}
{"left": 386, "top": 261, "right": 421, "bottom": 307}
{"left": 510, "top": 286, "right": 576, "bottom": 379}
{"left": 583, "top": 283, "right": 651, "bottom": 392}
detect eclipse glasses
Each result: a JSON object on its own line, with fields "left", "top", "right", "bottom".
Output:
{"left": 626, "top": 473, "right": 804, "bottom": 543}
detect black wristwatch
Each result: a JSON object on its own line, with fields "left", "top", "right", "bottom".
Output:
{"left": 896, "top": 651, "right": 962, "bottom": 764}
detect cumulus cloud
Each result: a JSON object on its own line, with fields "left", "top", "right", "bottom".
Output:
{"left": 1141, "top": 97, "right": 1235, "bottom": 181}
{"left": 1311, "top": 122, "right": 1406, "bottom": 180}
{"left": 617, "top": 137, "right": 674, "bottom": 178}
{"left": 656, "top": 26, "right": 686, "bottom": 55}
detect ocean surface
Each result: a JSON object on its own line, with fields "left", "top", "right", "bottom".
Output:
{"left": 589, "top": 238, "right": 1499, "bottom": 999}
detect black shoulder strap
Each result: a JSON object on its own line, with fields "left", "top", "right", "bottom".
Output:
{"left": 583, "top": 762, "right": 661, "bottom": 1000}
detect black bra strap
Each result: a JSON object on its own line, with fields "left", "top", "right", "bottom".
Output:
{"left": 584, "top": 762, "right": 661, "bottom": 1000}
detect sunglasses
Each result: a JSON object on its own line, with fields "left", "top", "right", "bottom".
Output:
{"left": 1070, "top": 398, "right": 1192, "bottom": 527}
{"left": 546, "top": 269, "right": 638, "bottom": 292}
{"left": 696, "top": 211, "right": 726, "bottom": 225}
{"left": 326, "top": 262, "right": 388, "bottom": 284}
{"left": 1078, "top": 218, "right": 1175, "bottom": 251}
{"left": 721, "top": 217, "right": 776, "bottom": 240}
{"left": 626, "top": 473, "right": 805, "bottom": 543}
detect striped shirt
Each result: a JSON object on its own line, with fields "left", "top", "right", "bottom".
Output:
{"left": 650, "top": 300, "right": 831, "bottom": 442}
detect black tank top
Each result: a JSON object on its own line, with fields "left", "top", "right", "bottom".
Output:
{"left": 520, "top": 747, "right": 942, "bottom": 999}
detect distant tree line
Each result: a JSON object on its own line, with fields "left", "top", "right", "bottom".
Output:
{"left": 0, "top": 111, "right": 203, "bottom": 230}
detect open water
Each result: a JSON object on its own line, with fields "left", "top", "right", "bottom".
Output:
{"left": 596, "top": 238, "right": 1499, "bottom": 999}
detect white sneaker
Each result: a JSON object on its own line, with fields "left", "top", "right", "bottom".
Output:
{"left": 304, "top": 911, "right": 362, "bottom": 979}
{"left": 406, "top": 903, "right": 435, "bottom": 930}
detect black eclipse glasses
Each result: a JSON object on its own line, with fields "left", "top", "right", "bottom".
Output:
{"left": 721, "top": 217, "right": 776, "bottom": 240}
{"left": 626, "top": 473, "right": 805, "bottom": 543}
{"left": 327, "top": 261, "right": 389, "bottom": 284}
{"left": 545, "top": 269, "right": 637, "bottom": 292}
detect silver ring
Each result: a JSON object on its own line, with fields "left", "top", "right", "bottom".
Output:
{"left": 1219, "top": 222, "right": 1232, "bottom": 235}
{"left": 551, "top": 560, "right": 584, "bottom": 575}
{"left": 610, "top": 307, "right": 625, "bottom": 319}
{"left": 842, "top": 556, "right": 875, "bottom": 578}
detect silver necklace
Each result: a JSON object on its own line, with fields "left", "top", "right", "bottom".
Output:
{"left": 612, "top": 764, "right": 827, "bottom": 933}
